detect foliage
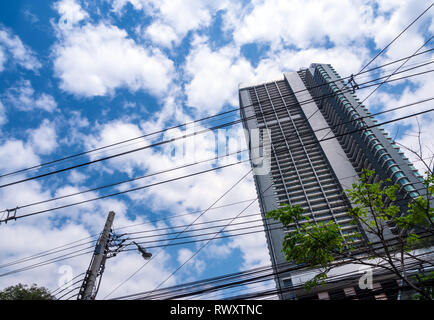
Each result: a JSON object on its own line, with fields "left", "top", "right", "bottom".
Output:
{"left": 412, "top": 271, "right": 434, "bottom": 300}
{"left": 0, "top": 283, "right": 54, "bottom": 300}
{"left": 266, "top": 203, "right": 348, "bottom": 289}
{"left": 266, "top": 169, "right": 434, "bottom": 298}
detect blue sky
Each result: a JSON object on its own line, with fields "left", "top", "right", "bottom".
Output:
{"left": 0, "top": 0, "right": 433, "bottom": 299}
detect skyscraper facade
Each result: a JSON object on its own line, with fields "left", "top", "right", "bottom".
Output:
{"left": 238, "top": 63, "right": 425, "bottom": 299}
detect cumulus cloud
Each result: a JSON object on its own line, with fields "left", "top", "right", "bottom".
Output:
{"left": 223, "top": 0, "right": 401, "bottom": 50}
{"left": 0, "top": 140, "right": 40, "bottom": 173}
{"left": 145, "top": 22, "right": 179, "bottom": 48}
{"left": 373, "top": 0, "right": 434, "bottom": 50}
{"left": 177, "top": 248, "right": 205, "bottom": 275}
{"left": 372, "top": 59, "right": 434, "bottom": 174}
{"left": 183, "top": 36, "right": 368, "bottom": 116}
{"left": 54, "top": 0, "right": 89, "bottom": 29}
{"left": 114, "top": 0, "right": 228, "bottom": 48}
{"left": 52, "top": 1, "right": 175, "bottom": 98}
{"left": 0, "top": 101, "right": 6, "bottom": 126}
{"left": 0, "top": 27, "right": 41, "bottom": 72}
{"left": 84, "top": 120, "right": 149, "bottom": 176}
{"left": 28, "top": 119, "right": 58, "bottom": 155}
{"left": 0, "top": 47, "right": 5, "bottom": 72}
{"left": 184, "top": 37, "right": 254, "bottom": 115}
{"left": 82, "top": 116, "right": 270, "bottom": 283}
{"left": 68, "top": 171, "right": 87, "bottom": 185}
{"left": 4, "top": 80, "right": 57, "bottom": 112}
{"left": 53, "top": 22, "right": 175, "bottom": 97}
{"left": 143, "top": 0, "right": 213, "bottom": 46}
{"left": 4, "top": 0, "right": 434, "bottom": 299}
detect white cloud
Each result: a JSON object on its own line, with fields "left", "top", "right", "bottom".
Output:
{"left": 184, "top": 37, "right": 254, "bottom": 115}
{"left": 82, "top": 115, "right": 270, "bottom": 283}
{"left": 115, "top": 0, "right": 228, "bottom": 47}
{"left": 0, "top": 140, "right": 40, "bottom": 173}
{"left": 23, "top": 9, "right": 39, "bottom": 24}
{"left": 224, "top": 0, "right": 376, "bottom": 49}
{"left": 68, "top": 171, "right": 87, "bottom": 184}
{"left": 0, "top": 27, "right": 41, "bottom": 72}
{"left": 84, "top": 120, "right": 149, "bottom": 176}
{"left": 52, "top": 22, "right": 175, "bottom": 97}
{"left": 0, "top": 101, "right": 6, "bottom": 126}
{"left": 372, "top": 60, "right": 434, "bottom": 174}
{"left": 183, "top": 36, "right": 368, "bottom": 116}
{"left": 148, "top": 0, "right": 213, "bottom": 39}
{"left": 54, "top": 0, "right": 89, "bottom": 29}
{"left": 34, "top": 94, "right": 58, "bottom": 112}
{"left": 28, "top": 119, "right": 58, "bottom": 155}
{"left": 6, "top": 0, "right": 433, "bottom": 299}
{"left": 177, "top": 248, "right": 205, "bottom": 275}
{"left": 254, "top": 46, "right": 368, "bottom": 83}
{"left": 0, "top": 192, "right": 178, "bottom": 298}
{"left": 373, "top": 0, "right": 434, "bottom": 50}
{"left": 0, "top": 47, "right": 5, "bottom": 72}
{"left": 98, "top": 249, "right": 175, "bottom": 298}
{"left": 145, "top": 22, "right": 178, "bottom": 48}
{"left": 111, "top": 0, "right": 147, "bottom": 12}
{"left": 5, "top": 80, "right": 57, "bottom": 112}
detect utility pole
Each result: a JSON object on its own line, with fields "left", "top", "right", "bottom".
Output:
{"left": 77, "top": 211, "right": 115, "bottom": 300}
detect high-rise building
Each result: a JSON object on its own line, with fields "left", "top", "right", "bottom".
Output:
{"left": 238, "top": 63, "right": 425, "bottom": 299}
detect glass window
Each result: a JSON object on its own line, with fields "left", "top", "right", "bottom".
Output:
{"left": 389, "top": 166, "right": 399, "bottom": 173}
{"left": 404, "top": 185, "right": 415, "bottom": 192}
{"left": 394, "top": 172, "right": 405, "bottom": 179}
{"left": 399, "top": 178, "right": 410, "bottom": 185}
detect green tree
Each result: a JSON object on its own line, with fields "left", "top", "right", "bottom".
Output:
{"left": 266, "top": 169, "right": 434, "bottom": 299}
{"left": 0, "top": 283, "right": 54, "bottom": 300}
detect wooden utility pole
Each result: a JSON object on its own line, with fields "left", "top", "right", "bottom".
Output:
{"left": 77, "top": 211, "right": 115, "bottom": 300}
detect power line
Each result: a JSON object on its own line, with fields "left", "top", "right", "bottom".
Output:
{"left": 4, "top": 37, "right": 434, "bottom": 296}
{"left": 1, "top": 25, "right": 432, "bottom": 298}
{"left": 121, "top": 180, "right": 433, "bottom": 245}
{"left": 50, "top": 272, "right": 85, "bottom": 295}
{"left": 356, "top": 2, "right": 434, "bottom": 75}
{"left": 113, "top": 234, "right": 434, "bottom": 300}
{"left": 52, "top": 278, "right": 85, "bottom": 299}
{"left": 13, "top": 107, "right": 434, "bottom": 223}
{"left": 102, "top": 166, "right": 254, "bottom": 299}
{"left": 0, "top": 249, "right": 94, "bottom": 278}
{"left": 1, "top": 55, "right": 432, "bottom": 186}
{"left": 120, "top": 183, "right": 431, "bottom": 244}
{"left": 0, "top": 148, "right": 250, "bottom": 215}
{"left": 4, "top": 91, "right": 429, "bottom": 217}
{"left": 2, "top": 104, "right": 431, "bottom": 279}
{"left": 142, "top": 195, "right": 260, "bottom": 299}
{"left": 123, "top": 263, "right": 285, "bottom": 300}
{"left": 166, "top": 244, "right": 434, "bottom": 300}
{"left": 0, "top": 159, "right": 250, "bottom": 223}
{"left": 135, "top": 48, "right": 434, "bottom": 298}
{"left": 2, "top": 182, "right": 429, "bottom": 276}
{"left": 227, "top": 255, "right": 434, "bottom": 300}
{"left": 359, "top": 35, "right": 434, "bottom": 108}
{"left": 56, "top": 285, "right": 82, "bottom": 300}
{"left": 1, "top": 181, "right": 429, "bottom": 286}
{"left": 0, "top": 105, "right": 429, "bottom": 287}
{"left": 2, "top": 95, "right": 432, "bottom": 224}
{"left": 0, "top": 49, "right": 429, "bottom": 180}
{"left": 122, "top": 214, "right": 265, "bottom": 238}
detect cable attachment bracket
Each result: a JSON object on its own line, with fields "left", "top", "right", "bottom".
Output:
{"left": 347, "top": 74, "right": 360, "bottom": 93}
{"left": 1, "top": 207, "right": 18, "bottom": 224}
{"left": 106, "top": 233, "right": 127, "bottom": 259}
